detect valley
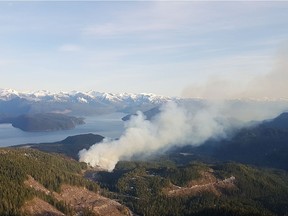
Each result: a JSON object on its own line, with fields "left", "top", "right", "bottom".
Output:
{"left": 1, "top": 89, "right": 288, "bottom": 215}
{"left": 1, "top": 1, "right": 288, "bottom": 215}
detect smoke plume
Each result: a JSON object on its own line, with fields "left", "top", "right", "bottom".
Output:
{"left": 182, "top": 43, "right": 288, "bottom": 100}
{"left": 79, "top": 102, "right": 227, "bottom": 171}
{"left": 79, "top": 45, "right": 288, "bottom": 171}
{"left": 79, "top": 99, "right": 287, "bottom": 171}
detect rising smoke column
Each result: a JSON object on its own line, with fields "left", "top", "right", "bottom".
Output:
{"left": 79, "top": 99, "right": 288, "bottom": 171}
{"left": 79, "top": 45, "right": 288, "bottom": 171}
{"left": 79, "top": 102, "right": 237, "bottom": 171}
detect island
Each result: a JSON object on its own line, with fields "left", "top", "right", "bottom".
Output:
{"left": 0, "top": 113, "right": 85, "bottom": 132}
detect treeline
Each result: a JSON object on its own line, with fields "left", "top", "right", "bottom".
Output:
{"left": 0, "top": 148, "right": 99, "bottom": 215}
{"left": 98, "top": 160, "right": 288, "bottom": 216}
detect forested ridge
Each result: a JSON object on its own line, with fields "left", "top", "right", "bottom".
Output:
{"left": 95, "top": 160, "right": 288, "bottom": 216}
{"left": 1, "top": 148, "right": 288, "bottom": 215}
{"left": 0, "top": 148, "right": 99, "bottom": 215}
{"left": 2, "top": 124, "right": 288, "bottom": 216}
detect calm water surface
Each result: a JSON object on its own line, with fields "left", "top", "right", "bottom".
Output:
{"left": 0, "top": 113, "right": 125, "bottom": 147}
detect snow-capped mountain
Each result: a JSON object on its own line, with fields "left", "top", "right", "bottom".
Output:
{"left": 3, "top": 88, "right": 287, "bottom": 118}
{"left": 0, "top": 88, "right": 174, "bottom": 116}
{"left": 0, "top": 88, "right": 171, "bottom": 103}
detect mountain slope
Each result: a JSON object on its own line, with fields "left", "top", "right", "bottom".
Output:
{"left": 122, "top": 106, "right": 160, "bottom": 121}
{"left": 171, "top": 112, "right": 288, "bottom": 171}
{"left": 17, "top": 133, "right": 104, "bottom": 159}
{"left": 0, "top": 148, "right": 130, "bottom": 216}
{"left": 93, "top": 160, "right": 288, "bottom": 216}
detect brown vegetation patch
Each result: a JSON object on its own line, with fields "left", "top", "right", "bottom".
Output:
{"left": 24, "top": 175, "right": 51, "bottom": 195}
{"left": 57, "top": 185, "right": 132, "bottom": 216}
{"left": 166, "top": 170, "right": 236, "bottom": 197}
{"left": 24, "top": 175, "right": 131, "bottom": 216}
{"left": 21, "top": 197, "right": 64, "bottom": 216}
{"left": 0, "top": 149, "right": 9, "bottom": 154}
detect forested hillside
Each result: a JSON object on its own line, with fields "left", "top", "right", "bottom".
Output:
{"left": 0, "top": 148, "right": 129, "bottom": 216}
{"left": 1, "top": 148, "right": 288, "bottom": 215}
{"left": 0, "top": 113, "right": 85, "bottom": 132}
{"left": 170, "top": 112, "right": 288, "bottom": 171}
{"left": 5, "top": 111, "right": 288, "bottom": 215}
{"left": 18, "top": 133, "right": 104, "bottom": 159}
{"left": 93, "top": 160, "right": 288, "bottom": 216}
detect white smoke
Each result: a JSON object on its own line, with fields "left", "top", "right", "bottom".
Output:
{"left": 79, "top": 99, "right": 288, "bottom": 171}
{"left": 79, "top": 102, "right": 228, "bottom": 171}
{"left": 182, "top": 43, "right": 288, "bottom": 100}
{"left": 79, "top": 44, "right": 288, "bottom": 171}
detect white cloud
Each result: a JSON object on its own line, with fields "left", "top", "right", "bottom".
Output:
{"left": 83, "top": 22, "right": 174, "bottom": 37}
{"left": 58, "top": 44, "right": 82, "bottom": 52}
{"left": 82, "top": 2, "right": 197, "bottom": 37}
{"left": 82, "top": 1, "right": 287, "bottom": 38}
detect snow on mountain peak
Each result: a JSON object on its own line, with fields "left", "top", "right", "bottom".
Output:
{"left": 0, "top": 88, "right": 20, "bottom": 100}
{"left": 32, "top": 90, "right": 53, "bottom": 97}
{"left": 0, "top": 88, "right": 172, "bottom": 104}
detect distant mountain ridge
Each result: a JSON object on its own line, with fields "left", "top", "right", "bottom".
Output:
{"left": 172, "top": 112, "right": 288, "bottom": 171}
{"left": 0, "top": 88, "right": 173, "bottom": 115}
{"left": 3, "top": 88, "right": 288, "bottom": 104}
{"left": 122, "top": 106, "right": 161, "bottom": 121}
{"left": 0, "top": 88, "right": 172, "bottom": 104}
{"left": 2, "top": 88, "right": 288, "bottom": 118}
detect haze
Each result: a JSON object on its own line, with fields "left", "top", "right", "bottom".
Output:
{"left": 0, "top": 1, "right": 287, "bottom": 97}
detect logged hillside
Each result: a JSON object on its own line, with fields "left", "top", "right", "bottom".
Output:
{"left": 0, "top": 148, "right": 130, "bottom": 216}
{"left": 3, "top": 149, "right": 287, "bottom": 216}
{"left": 93, "top": 160, "right": 288, "bottom": 216}
{"left": 5, "top": 110, "right": 288, "bottom": 215}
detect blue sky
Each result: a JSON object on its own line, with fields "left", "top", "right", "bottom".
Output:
{"left": 0, "top": 1, "right": 287, "bottom": 97}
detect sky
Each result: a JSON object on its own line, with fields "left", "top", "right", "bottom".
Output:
{"left": 0, "top": 1, "right": 287, "bottom": 97}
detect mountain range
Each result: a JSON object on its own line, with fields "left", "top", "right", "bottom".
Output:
{"left": 3, "top": 88, "right": 288, "bottom": 120}
{"left": 0, "top": 88, "right": 172, "bottom": 115}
